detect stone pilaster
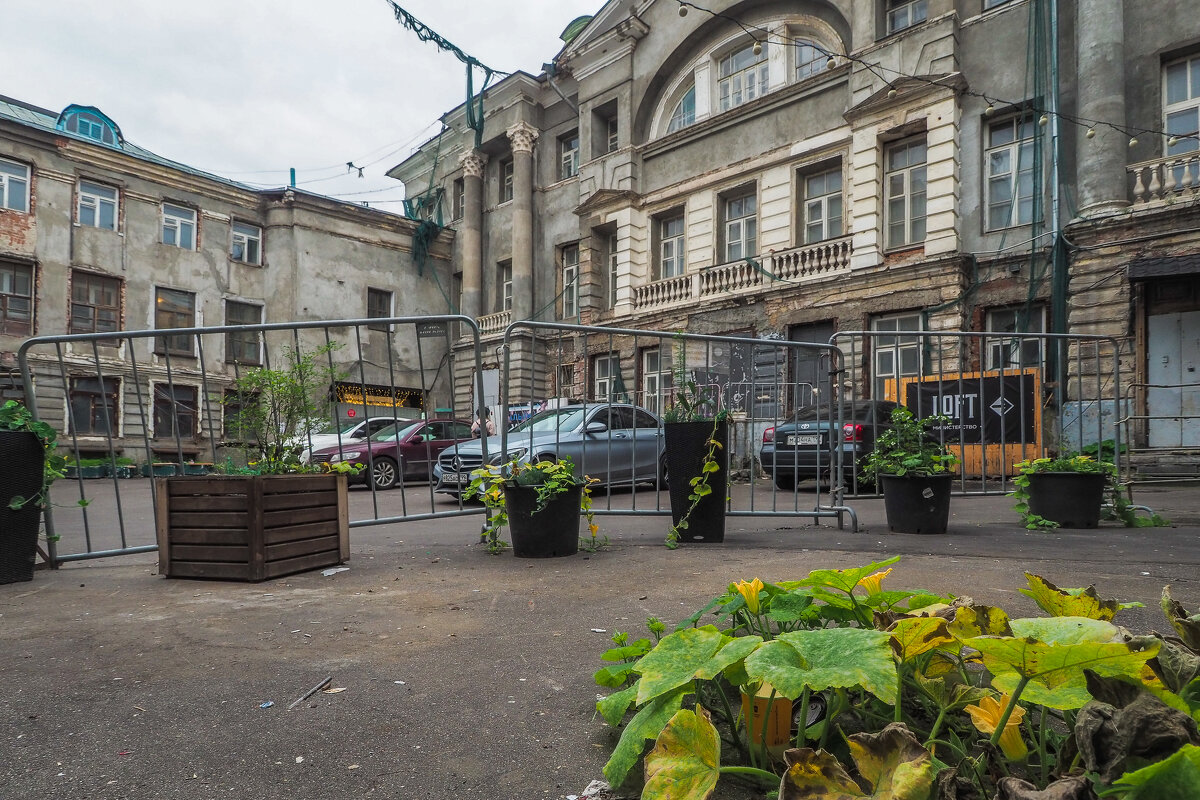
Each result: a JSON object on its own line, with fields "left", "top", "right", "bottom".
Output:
{"left": 1075, "top": 0, "right": 1129, "bottom": 217}
{"left": 458, "top": 150, "right": 487, "bottom": 321}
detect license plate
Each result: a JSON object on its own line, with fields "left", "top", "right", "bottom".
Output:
{"left": 786, "top": 434, "right": 820, "bottom": 446}
{"left": 442, "top": 472, "right": 470, "bottom": 485}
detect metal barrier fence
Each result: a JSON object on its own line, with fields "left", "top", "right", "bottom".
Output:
{"left": 18, "top": 316, "right": 486, "bottom": 565}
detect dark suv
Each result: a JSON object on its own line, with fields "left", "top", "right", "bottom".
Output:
{"left": 759, "top": 400, "right": 899, "bottom": 489}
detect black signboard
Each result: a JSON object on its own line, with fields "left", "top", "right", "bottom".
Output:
{"left": 904, "top": 373, "right": 1037, "bottom": 444}
{"left": 416, "top": 321, "right": 448, "bottom": 339}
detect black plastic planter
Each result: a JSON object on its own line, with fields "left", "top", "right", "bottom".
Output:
{"left": 665, "top": 420, "right": 729, "bottom": 543}
{"left": 1027, "top": 472, "right": 1106, "bottom": 528}
{"left": 880, "top": 474, "right": 953, "bottom": 535}
{"left": 503, "top": 483, "right": 582, "bottom": 558}
{"left": 0, "top": 430, "right": 45, "bottom": 584}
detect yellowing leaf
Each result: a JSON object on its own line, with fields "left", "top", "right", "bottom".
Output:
{"left": 889, "top": 617, "right": 953, "bottom": 662}
{"left": 948, "top": 605, "right": 1012, "bottom": 640}
{"left": 779, "top": 724, "right": 936, "bottom": 800}
{"left": 643, "top": 707, "right": 721, "bottom": 800}
{"left": 1020, "top": 573, "right": 1121, "bottom": 621}
{"left": 780, "top": 748, "right": 864, "bottom": 800}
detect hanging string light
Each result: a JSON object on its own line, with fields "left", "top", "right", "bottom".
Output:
{"left": 752, "top": 39, "right": 762, "bottom": 56}
{"left": 678, "top": 1, "right": 688, "bottom": 17}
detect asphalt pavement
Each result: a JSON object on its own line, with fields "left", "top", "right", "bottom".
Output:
{"left": 2, "top": 483, "right": 1198, "bottom": 800}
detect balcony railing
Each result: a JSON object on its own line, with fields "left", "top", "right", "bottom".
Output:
{"left": 1129, "top": 153, "right": 1200, "bottom": 206}
{"left": 631, "top": 235, "right": 852, "bottom": 312}
{"left": 477, "top": 309, "right": 511, "bottom": 336}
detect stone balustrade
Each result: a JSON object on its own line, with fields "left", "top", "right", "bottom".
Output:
{"left": 1129, "top": 153, "right": 1200, "bottom": 205}
{"left": 477, "top": 309, "right": 511, "bottom": 336}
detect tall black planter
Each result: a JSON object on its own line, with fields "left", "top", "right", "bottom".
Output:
{"left": 880, "top": 474, "right": 953, "bottom": 535}
{"left": 503, "top": 483, "right": 581, "bottom": 558}
{"left": 0, "top": 430, "right": 45, "bottom": 584}
{"left": 1027, "top": 472, "right": 1106, "bottom": 528}
{"left": 665, "top": 420, "right": 729, "bottom": 543}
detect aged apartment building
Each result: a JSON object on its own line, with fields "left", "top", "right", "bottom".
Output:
{"left": 0, "top": 96, "right": 454, "bottom": 463}
{"left": 390, "top": 0, "right": 1200, "bottom": 460}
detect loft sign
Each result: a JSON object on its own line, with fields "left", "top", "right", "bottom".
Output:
{"left": 904, "top": 372, "right": 1038, "bottom": 445}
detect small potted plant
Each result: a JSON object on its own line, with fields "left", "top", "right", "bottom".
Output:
{"left": 1011, "top": 453, "right": 1114, "bottom": 529}
{"left": 468, "top": 456, "right": 598, "bottom": 557}
{"left": 859, "top": 407, "right": 958, "bottom": 534}
{"left": 662, "top": 336, "right": 729, "bottom": 547}
{"left": 0, "top": 400, "right": 66, "bottom": 584}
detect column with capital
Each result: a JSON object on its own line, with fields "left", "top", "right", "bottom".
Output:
{"left": 459, "top": 150, "right": 487, "bottom": 321}
{"left": 508, "top": 121, "right": 539, "bottom": 323}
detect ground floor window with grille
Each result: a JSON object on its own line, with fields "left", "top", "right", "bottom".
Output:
{"left": 69, "top": 376, "right": 119, "bottom": 436}
{"left": 556, "top": 363, "right": 575, "bottom": 397}
{"left": 871, "top": 313, "right": 923, "bottom": 399}
{"left": 154, "top": 384, "right": 198, "bottom": 439}
{"left": 222, "top": 389, "right": 259, "bottom": 443}
{"left": 641, "top": 348, "right": 673, "bottom": 416}
{"left": 593, "top": 353, "right": 619, "bottom": 401}
{"left": 986, "top": 306, "right": 1045, "bottom": 370}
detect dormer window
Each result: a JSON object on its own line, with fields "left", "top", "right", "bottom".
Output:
{"left": 718, "top": 43, "right": 769, "bottom": 112}
{"left": 55, "top": 105, "right": 123, "bottom": 147}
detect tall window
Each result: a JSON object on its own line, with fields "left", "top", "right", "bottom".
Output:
{"left": 78, "top": 180, "right": 118, "bottom": 230}
{"left": 556, "top": 363, "right": 575, "bottom": 397}
{"left": 718, "top": 44, "right": 770, "bottom": 112}
{"left": 153, "top": 384, "right": 198, "bottom": 439}
{"left": 154, "top": 287, "right": 196, "bottom": 356}
{"left": 986, "top": 306, "right": 1045, "bottom": 370}
{"left": 593, "top": 354, "right": 619, "bottom": 401}
{"left": 724, "top": 192, "right": 757, "bottom": 262}
{"left": 162, "top": 203, "right": 196, "bottom": 250}
{"left": 659, "top": 214, "right": 687, "bottom": 278}
{"left": 231, "top": 221, "right": 262, "bottom": 265}
{"left": 803, "top": 167, "right": 843, "bottom": 243}
{"left": 1164, "top": 55, "right": 1200, "bottom": 185}
{"left": 607, "top": 234, "right": 619, "bottom": 309}
{"left": 668, "top": 86, "right": 696, "bottom": 133}
{"left": 0, "top": 157, "right": 29, "bottom": 212}
{"left": 559, "top": 130, "right": 580, "bottom": 180}
{"left": 225, "top": 300, "right": 263, "bottom": 365}
{"left": 885, "top": 138, "right": 927, "bottom": 249}
{"left": 452, "top": 178, "right": 465, "bottom": 219}
{"left": 561, "top": 244, "right": 579, "bottom": 319}
{"left": 886, "top": 0, "right": 928, "bottom": 34}
{"left": 605, "top": 116, "right": 619, "bottom": 153}
{"left": 222, "top": 389, "right": 259, "bottom": 443}
{"left": 986, "top": 117, "right": 1036, "bottom": 230}
{"left": 795, "top": 40, "right": 824, "bottom": 80}
{"left": 499, "top": 159, "right": 514, "bottom": 203}
{"left": 641, "top": 348, "right": 672, "bottom": 416}
{"left": 0, "top": 262, "right": 33, "bottom": 336}
{"left": 70, "top": 271, "right": 121, "bottom": 339}
{"left": 367, "top": 287, "right": 392, "bottom": 331}
{"left": 69, "top": 377, "right": 119, "bottom": 436}
{"left": 499, "top": 261, "right": 513, "bottom": 311}
{"left": 872, "top": 313, "right": 922, "bottom": 398}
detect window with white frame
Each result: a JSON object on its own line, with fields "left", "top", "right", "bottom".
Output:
{"left": 885, "top": 138, "right": 927, "bottom": 249}
{"left": 499, "top": 261, "right": 513, "bottom": 311}
{"left": 161, "top": 203, "right": 196, "bottom": 250}
{"left": 795, "top": 40, "right": 825, "bottom": 80}
{"left": 986, "top": 116, "right": 1036, "bottom": 230}
{"left": 0, "top": 262, "right": 33, "bottom": 336}
{"left": 1164, "top": 55, "right": 1200, "bottom": 176}
{"left": 452, "top": 178, "right": 465, "bottom": 219}
{"left": 641, "top": 348, "right": 672, "bottom": 416}
{"left": 0, "top": 157, "right": 29, "bottom": 213}
{"left": 231, "top": 221, "right": 262, "bottom": 265}
{"left": 606, "top": 234, "right": 619, "bottom": 309}
{"left": 718, "top": 43, "right": 770, "bottom": 112}
{"left": 78, "top": 180, "right": 118, "bottom": 230}
{"left": 871, "top": 313, "right": 922, "bottom": 399}
{"left": 886, "top": 0, "right": 928, "bottom": 34}
{"left": 668, "top": 86, "right": 696, "bottom": 133}
{"left": 559, "top": 131, "right": 580, "bottom": 180}
{"left": 803, "top": 167, "right": 843, "bottom": 243}
{"left": 561, "top": 244, "right": 579, "bottom": 319}
{"left": 723, "top": 192, "right": 757, "bottom": 262}
{"left": 605, "top": 116, "right": 619, "bottom": 153}
{"left": 225, "top": 300, "right": 263, "bottom": 365}
{"left": 499, "top": 159, "right": 514, "bottom": 203}
{"left": 659, "top": 214, "right": 687, "bottom": 279}
{"left": 986, "top": 306, "right": 1045, "bottom": 370}
{"left": 593, "top": 354, "right": 619, "bottom": 401}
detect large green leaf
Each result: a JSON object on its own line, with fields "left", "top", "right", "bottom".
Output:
{"left": 967, "top": 626, "right": 1160, "bottom": 710}
{"left": 1008, "top": 616, "right": 1120, "bottom": 645}
{"left": 890, "top": 617, "right": 953, "bottom": 662}
{"left": 635, "top": 626, "right": 725, "bottom": 705}
{"left": 779, "top": 724, "right": 935, "bottom": 800}
{"left": 747, "top": 628, "right": 898, "bottom": 705}
{"left": 694, "top": 635, "right": 763, "bottom": 680}
{"left": 1020, "top": 573, "right": 1138, "bottom": 621}
{"left": 769, "top": 590, "right": 816, "bottom": 622}
{"left": 603, "top": 684, "right": 691, "bottom": 788}
{"left": 642, "top": 707, "right": 721, "bottom": 800}
{"left": 796, "top": 556, "right": 902, "bottom": 594}
{"left": 1111, "top": 743, "right": 1200, "bottom": 800}
{"left": 597, "top": 683, "right": 639, "bottom": 727}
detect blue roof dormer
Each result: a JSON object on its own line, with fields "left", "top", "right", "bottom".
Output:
{"left": 55, "top": 104, "right": 123, "bottom": 147}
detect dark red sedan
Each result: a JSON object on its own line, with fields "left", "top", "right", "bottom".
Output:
{"left": 309, "top": 418, "right": 474, "bottom": 489}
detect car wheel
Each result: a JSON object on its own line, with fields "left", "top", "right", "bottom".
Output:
{"left": 774, "top": 473, "right": 798, "bottom": 492}
{"left": 657, "top": 455, "right": 669, "bottom": 489}
{"left": 371, "top": 457, "right": 398, "bottom": 490}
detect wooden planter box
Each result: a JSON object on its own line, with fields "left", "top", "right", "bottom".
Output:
{"left": 155, "top": 474, "right": 349, "bottom": 581}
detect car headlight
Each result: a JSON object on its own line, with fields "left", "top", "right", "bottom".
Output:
{"left": 489, "top": 448, "right": 527, "bottom": 465}
{"left": 330, "top": 451, "right": 362, "bottom": 463}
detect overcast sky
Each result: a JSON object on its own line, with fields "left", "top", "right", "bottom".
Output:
{"left": 7, "top": 0, "right": 602, "bottom": 208}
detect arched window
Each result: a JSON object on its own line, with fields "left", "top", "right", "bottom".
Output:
{"left": 718, "top": 43, "right": 769, "bottom": 111}
{"left": 668, "top": 86, "right": 696, "bottom": 133}
{"left": 795, "top": 39, "right": 825, "bottom": 80}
